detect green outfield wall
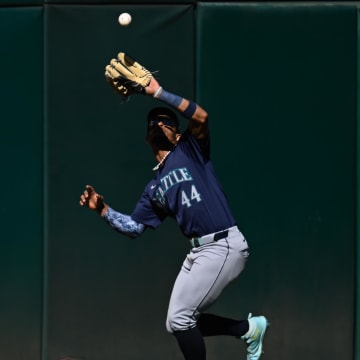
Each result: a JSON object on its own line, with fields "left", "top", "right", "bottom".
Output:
{"left": 0, "top": 6, "right": 43, "bottom": 360}
{"left": 0, "top": 2, "right": 358, "bottom": 360}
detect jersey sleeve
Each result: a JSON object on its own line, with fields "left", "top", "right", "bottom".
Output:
{"left": 179, "top": 129, "right": 211, "bottom": 162}
{"left": 131, "top": 188, "right": 167, "bottom": 229}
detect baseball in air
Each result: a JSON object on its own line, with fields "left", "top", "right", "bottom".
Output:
{"left": 118, "top": 13, "right": 132, "bottom": 26}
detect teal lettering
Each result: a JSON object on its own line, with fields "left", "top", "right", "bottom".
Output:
{"left": 179, "top": 168, "right": 192, "bottom": 181}
{"left": 159, "top": 167, "right": 194, "bottom": 195}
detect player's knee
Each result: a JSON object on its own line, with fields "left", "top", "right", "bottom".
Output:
{"left": 166, "top": 312, "right": 196, "bottom": 333}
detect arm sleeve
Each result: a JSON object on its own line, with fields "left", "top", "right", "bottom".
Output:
{"left": 103, "top": 207, "right": 146, "bottom": 239}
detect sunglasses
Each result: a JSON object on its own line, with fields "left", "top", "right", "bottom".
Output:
{"left": 149, "top": 118, "right": 177, "bottom": 127}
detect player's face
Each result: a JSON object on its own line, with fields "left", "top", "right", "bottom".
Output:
{"left": 146, "top": 121, "right": 179, "bottom": 150}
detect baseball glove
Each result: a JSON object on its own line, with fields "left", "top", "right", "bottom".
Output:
{"left": 105, "top": 52, "right": 153, "bottom": 97}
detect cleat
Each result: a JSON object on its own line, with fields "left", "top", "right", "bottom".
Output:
{"left": 241, "top": 313, "right": 268, "bottom": 360}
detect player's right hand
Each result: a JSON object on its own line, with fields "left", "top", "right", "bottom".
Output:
{"left": 79, "top": 185, "right": 106, "bottom": 214}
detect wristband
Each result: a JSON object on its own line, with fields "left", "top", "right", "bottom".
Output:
{"left": 183, "top": 101, "right": 197, "bottom": 119}
{"left": 156, "top": 89, "right": 183, "bottom": 108}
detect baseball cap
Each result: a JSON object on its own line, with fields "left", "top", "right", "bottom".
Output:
{"left": 147, "top": 107, "right": 179, "bottom": 128}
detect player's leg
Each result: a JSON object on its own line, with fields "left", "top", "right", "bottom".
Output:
{"left": 167, "top": 254, "right": 207, "bottom": 360}
{"left": 166, "top": 229, "right": 249, "bottom": 359}
{"left": 197, "top": 313, "right": 249, "bottom": 337}
{"left": 192, "top": 233, "right": 268, "bottom": 360}
{"left": 173, "top": 326, "right": 206, "bottom": 360}
{"left": 193, "top": 233, "right": 251, "bottom": 339}
{"left": 167, "top": 232, "right": 248, "bottom": 332}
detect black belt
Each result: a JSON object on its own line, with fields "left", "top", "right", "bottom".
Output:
{"left": 190, "top": 230, "right": 229, "bottom": 248}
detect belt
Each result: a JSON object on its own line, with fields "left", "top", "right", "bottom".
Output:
{"left": 189, "top": 230, "right": 229, "bottom": 248}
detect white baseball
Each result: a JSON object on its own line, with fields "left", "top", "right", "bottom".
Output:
{"left": 118, "top": 13, "right": 132, "bottom": 26}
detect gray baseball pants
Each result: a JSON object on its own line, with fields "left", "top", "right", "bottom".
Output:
{"left": 166, "top": 226, "right": 249, "bottom": 333}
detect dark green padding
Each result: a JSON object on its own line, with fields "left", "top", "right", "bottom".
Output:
{"left": 356, "top": 9, "right": 360, "bottom": 360}
{"left": 0, "top": 7, "right": 43, "bottom": 360}
{"left": 44, "top": 4, "right": 194, "bottom": 360}
{"left": 197, "top": 3, "right": 356, "bottom": 360}
{"left": 45, "top": 0, "right": 193, "bottom": 4}
{"left": 0, "top": 0, "right": 41, "bottom": 4}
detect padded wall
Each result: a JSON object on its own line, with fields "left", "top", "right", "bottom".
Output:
{"left": 0, "top": 0, "right": 42, "bottom": 4}
{"left": 357, "top": 9, "right": 360, "bottom": 360}
{"left": 44, "top": 5, "right": 194, "bottom": 360}
{"left": 197, "top": 3, "right": 356, "bottom": 360}
{"left": 44, "top": 0, "right": 191, "bottom": 3}
{"left": 0, "top": 2, "right": 358, "bottom": 360}
{"left": 0, "top": 6, "right": 43, "bottom": 360}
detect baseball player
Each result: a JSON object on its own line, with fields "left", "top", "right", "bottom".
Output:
{"left": 79, "top": 53, "right": 268, "bottom": 360}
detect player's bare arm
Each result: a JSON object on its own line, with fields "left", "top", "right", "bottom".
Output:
{"left": 146, "top": 77, "right": 209, "bottom": 139}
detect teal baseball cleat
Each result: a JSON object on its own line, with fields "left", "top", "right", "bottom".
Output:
{"left": 241, "top": 313, "right": 269, "bottom": 360}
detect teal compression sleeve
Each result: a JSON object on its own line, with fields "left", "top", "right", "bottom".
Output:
{"left": 103, "top": 207, "right": 146, "bottom": 238}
